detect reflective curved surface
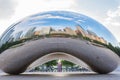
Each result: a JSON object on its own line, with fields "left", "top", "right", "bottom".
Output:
{"left": 0, "top": 11, "right": 119, "bottom": 51}
{"left": 0, "top": 11, "right": 119, "bottom": 74}
{"left": 27, "top": 52, "right": 91, "bottom": 71}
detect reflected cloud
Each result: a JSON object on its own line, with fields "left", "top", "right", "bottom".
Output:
{"left": 0, "top": 11, "right": 119, "bottom": 55}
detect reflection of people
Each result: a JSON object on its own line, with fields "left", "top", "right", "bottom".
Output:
{"left": 57, "top": 60, "right": 62, "bottom": 72}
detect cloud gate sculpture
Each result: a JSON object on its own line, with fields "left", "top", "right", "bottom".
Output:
{"left": 0, "top": 11, "right": 119, "bottom": 75}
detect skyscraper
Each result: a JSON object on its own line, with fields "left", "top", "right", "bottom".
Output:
{"left": 0, "top": 27, "right": 15, "bottom": 47}
{"left": 14, "top": 31, "right": 23, "bottom": 41}
{"left": 24, "top": 27, "right": 36, "bottom": 38}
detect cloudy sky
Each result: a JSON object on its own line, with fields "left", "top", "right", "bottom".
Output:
{"left": 0, "top": 0, "right": 120, "bottom": 42}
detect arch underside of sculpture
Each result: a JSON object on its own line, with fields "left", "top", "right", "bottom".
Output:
{"left": 27, "top": 52, "right": 92, "bottom": 71}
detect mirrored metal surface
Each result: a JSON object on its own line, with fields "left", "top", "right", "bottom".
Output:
{"left": 0, "top": 11, "right": 119, "bottom": 54}
{"left": 0, "top": 11, "right": 120, "bottom": 74}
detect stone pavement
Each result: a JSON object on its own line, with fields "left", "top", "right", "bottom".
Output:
{"left": 0, "top": 72, "right": 120, "bottom": 80}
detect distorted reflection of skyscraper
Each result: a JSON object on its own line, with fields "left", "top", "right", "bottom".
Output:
{"left": 24, "top": 27, "right": 36, "bottom": 38}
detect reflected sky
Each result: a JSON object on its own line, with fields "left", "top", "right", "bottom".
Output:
{"left": 0, "top": 11, "right": 118, "bottom": 46}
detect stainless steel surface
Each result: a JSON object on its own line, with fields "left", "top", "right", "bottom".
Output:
{"left": 0, "top": 11, "right": 119, "bottom": 74}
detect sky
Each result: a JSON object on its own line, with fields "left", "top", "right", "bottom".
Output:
{"left": 0, "top": 0, "right": 120, "bottom": 42}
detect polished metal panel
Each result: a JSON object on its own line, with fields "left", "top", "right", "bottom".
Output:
{"left": 0, "top": 11, "right": 119, "bottom": 50}
{"left": 0, "top": 11, "right": 119, "bottom": 74}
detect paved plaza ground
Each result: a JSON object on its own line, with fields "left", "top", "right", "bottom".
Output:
{"left": 0, "top": 66, "right": 120, "bottom": 80}
{"left": 0, "top": 72, "right": 120, "bottom": 80}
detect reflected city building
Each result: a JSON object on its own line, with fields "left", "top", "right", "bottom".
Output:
{"left": 0, "top": 24, "right": 118, "bottom": 53}
{"left": 0, "top": 11, "right": 119, "bottom": 74}
{"left": 0, "top": 11, "right": 118, "bottom": 49}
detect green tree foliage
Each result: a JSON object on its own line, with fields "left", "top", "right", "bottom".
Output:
{"left": 0, "top": 40, "right": 23, "bottom": 53}
{"left": 44, "top": 60, "right": 75, "bottom": 67}
{"left": 45, "top": 60, "right": 57, "bottom": 67}
{"left": 106, "top": 43, "right": 120, "bottom": 57}
{"left": 61, "top": 60, "right": 75, "bottom": 66}
{"left": 83, "top": 36, "right": 120, "bottom": 57}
